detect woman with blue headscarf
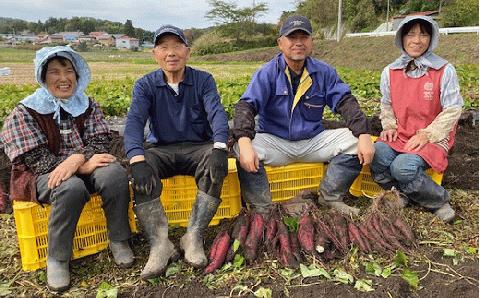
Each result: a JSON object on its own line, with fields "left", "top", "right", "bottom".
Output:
{"left": 370, "top": 16, "right": 463, "bottom": 223}
{"left": 0, "top": 46, "right": 133, "bottom": 291}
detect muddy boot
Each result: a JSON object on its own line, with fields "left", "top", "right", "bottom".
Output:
{"left": 319, "top": 154, "right": 362, "bottom": 216}
{"left": 47, "top": 258, "right": 70, "bottom": 292}
{"left": 109, "top": 240, "right": 134, "bottom": 268}
{"left": 434, "top": 203, "right": 456, "bottom": 223}
{"left": 399, "top": 173, "right": 451, "bottom": 221}
{"left": 180, "top": 191, "right": 221, "bottom": 268}
{"left": 135, "top": 199, "right": 179, "bottom": 279}
{"left": 319, "top": 199, "right": 360, "bottom": 216}
{"left": 236, "top": 161, "right": 272, "bottom": 214}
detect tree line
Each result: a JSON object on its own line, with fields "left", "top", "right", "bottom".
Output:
{"left": 0, "top": 17, "right": 153, "bottom": 42}
{"left": 292, "top": 0, "right": 478, "bottom": 34}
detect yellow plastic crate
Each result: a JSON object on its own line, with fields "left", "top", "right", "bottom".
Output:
{"left": 160, "top": 158, "right": 241, "bottom": 226}
{"left": 349, "top": 165, "right": 443, "bottom": 197}
{"left": 264, "top": 163, "right": 326, "bottom": 203}
{"left": 13, "top": 194, "right": 137, "bottom": 272}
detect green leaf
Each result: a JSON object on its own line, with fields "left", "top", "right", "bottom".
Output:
{"left": 37, "top": 271, "right": 47, "bottom": 283}
{"left": 165, "top": 263, "right": 181, "bottom": 277}
{"left": 354, "top": 279, "right": 375, "bottom": 292}
{"left": 279, "top": 268, "right": 295, "bottom": 278}
{"left": 364, "top": 262, "right": 382, "bottom": 276}
{"left": 381, "top": 266, "right": 394, "bottom": 279}
{"left": 233, "top": 239, "right": 240, "bottom": 253}
{"left": 0, "top": 283, "right": 12, "bottom": 296}
{"left": 96, "top": 281, "right": 118, "bottom": 298}
{"left": 254, "top": 287, "right": 272, "bottom": 298}
{"left": 221, "top": 262, "right": 233, "bottom": 271}
{"left": 147, "top": 277, "right": 160, "bottom": 286}
{"left": 283, "top": 216, "right": 299, "bottom": 232}
{"left": 443, "top": 248, "right": 457, "bottom": 257}
{"left": 401, "top": 269, "right": 419, "bottom": 289}
{"left": 333, "top": 269, "right": 354, "bottom": 284}
{"left": 299, "top": 263, "right": 331, "bottom": 279}
{"left": 465, "top": 246, "right": 478, "bottom": 255}
{"left": 233, "top": 253, "right": 245, "bottom": 268}
{"left": 394, "top": 250, "right": 408, "bottom": 267}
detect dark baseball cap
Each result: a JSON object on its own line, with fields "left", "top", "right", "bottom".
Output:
{"left": 154, "top": 25, "right": 188, "bottom": 46}
{"left": 279, "top": 15, "right": 312, "bottom": 37}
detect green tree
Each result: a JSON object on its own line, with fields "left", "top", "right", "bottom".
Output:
{"left": 205, "top": 0, "right": 268, "bottom": 41}
{"left": 124, "top": 19, "right": 135, "bottom": 37}
{"left": 442, "top": 0, "right": 479, "bottom": 27}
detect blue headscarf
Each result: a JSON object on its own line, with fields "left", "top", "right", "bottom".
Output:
{"left": 389, "top": 16, "right": 448, "bottom": 77}
{"left": 20, "top": 46, "right": 91, "bottom": 123}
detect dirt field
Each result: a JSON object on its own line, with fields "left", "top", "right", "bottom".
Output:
{"left": 0, "top": 115, "right": 477, "bottom": 297}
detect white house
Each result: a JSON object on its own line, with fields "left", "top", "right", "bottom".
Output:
{"left": 115, "top": 35, "right": 140, "bottom": 50}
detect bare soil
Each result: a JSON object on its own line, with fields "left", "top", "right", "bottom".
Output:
{"left": 0, "top": 116, "right": 477, "bottom": 297}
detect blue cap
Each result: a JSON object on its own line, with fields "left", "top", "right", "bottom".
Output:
{"left": 279, "top": 15, "right": 312, "bottom": 37}
{"left": 154, "top": 25, "right": 188, "bottom": 46}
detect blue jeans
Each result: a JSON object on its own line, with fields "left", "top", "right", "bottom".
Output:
{"left": 370, "top": 142, "right": 448, "bottom": 209}
{"left": 370, "top": 142, "right": 428, "bottom": 186}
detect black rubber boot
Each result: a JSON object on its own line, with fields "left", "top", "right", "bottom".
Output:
{"left": 134, "top": 199, "right": 179, "bottom": 279}
{"left": 180, "top": 191, "right": 221, "bottom": 268}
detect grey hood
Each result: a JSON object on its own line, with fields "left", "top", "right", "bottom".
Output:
{"left": 390, "top": 15, "right": 448, "bottom": 71}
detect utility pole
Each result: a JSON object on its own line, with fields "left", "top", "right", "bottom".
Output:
{"left": 386, "top": 0, "right": 390, "bottom": 31}
{"left": 336, "top": 0, "right": 342, "bottom": 42}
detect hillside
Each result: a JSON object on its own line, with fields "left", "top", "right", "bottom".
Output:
{"left": 195, "top": 33, "right": 479, "bottom": 71}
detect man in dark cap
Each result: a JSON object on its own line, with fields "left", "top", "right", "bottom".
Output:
{"left": 124, "top": 25, "right": 229, "bottom": 279}
{"left": 232, "top": 15, "right": 375, "bottom": 216}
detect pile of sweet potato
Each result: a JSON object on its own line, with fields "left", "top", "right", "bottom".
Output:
{"left": 204, "top": 190, "right": 416, "bottom": 273}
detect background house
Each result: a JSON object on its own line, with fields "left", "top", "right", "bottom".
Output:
{"left": 391, "top": 11, "right": 440, "bottom": 31}
{"left": 59, "top": 32, "right": 83, "bottom": 43}
{"left": 115, "top": 35, "right": 139, "bottom": 49}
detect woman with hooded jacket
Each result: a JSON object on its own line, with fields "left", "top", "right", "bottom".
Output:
{"left": 370, "top": 16, "right": 463, "bottom": 223}
{"left": 0, "top": 46, "right": 133, "bottom": 291}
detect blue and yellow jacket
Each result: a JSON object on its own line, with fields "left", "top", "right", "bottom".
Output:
{"left": 239, "top": 53, "right": 352, "bottom": 141}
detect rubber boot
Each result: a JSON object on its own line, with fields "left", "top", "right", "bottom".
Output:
{"left": 318, "top": 154, "right": 362, "bottom": 215}
{"left": 135, "top": 199, "right": 179, "bottom": 279}
{"left": 109, "top": 240, "right": 134, "bottom": 268}
{"left": 47, "top": 258, "right": 70, "bottom": 292}
{"left": 399, "top": 174, "right": 454, "bottom": 222}
{"left": 236, "top": 160, "right": 272, "bottom": 214}
{"left": 434, "top": 203, "right": 456, "bottom": 223}
{"left": 180, "top": 190, "right": 221, "bottom": 268}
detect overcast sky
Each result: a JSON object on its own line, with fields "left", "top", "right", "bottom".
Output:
{"left": 0, "top": 0, "right": 298, "bottom": 31}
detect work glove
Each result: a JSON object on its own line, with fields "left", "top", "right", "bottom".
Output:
{"left": 130, "top": 161, "right": 156, "bottom": 195}
{"left": 209, "top": 148, "right": 228, "bottom": 183}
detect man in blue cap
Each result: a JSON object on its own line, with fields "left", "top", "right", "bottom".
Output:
{"left": 124, "top": 25, "right": 229, "bottom": 279}
{"left": 232, "top": 15, "right": 375, "bottom": 215}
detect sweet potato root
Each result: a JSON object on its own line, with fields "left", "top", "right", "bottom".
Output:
{"left": 204, "top": 231, "right": 231, "bottom": 274}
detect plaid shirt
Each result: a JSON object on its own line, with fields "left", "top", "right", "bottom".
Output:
{"left": 1, "top": 100, "right": 110, "bottom": 174}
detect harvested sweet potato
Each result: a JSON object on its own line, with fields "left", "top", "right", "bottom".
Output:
{"left": 244, "top": 212, "right": 265, "bottom": 263}
{"left": 204, "top": 231, "right": 231, "bottom": 274}
{"left": 298, "top": 211, "right": 315, "bottom": 254}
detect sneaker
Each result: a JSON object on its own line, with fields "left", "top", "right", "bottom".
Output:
{"left": 109, "top": 240, "right": 134, "bottom": 268}
{"left": 434, "top": 203, "right": 456, "bottom": 223}
{"left": 47, "top": 258, "right": 70, "bottom": 292}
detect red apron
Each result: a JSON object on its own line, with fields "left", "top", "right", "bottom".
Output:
{"left": 381, "top": 66, "right": 455, "bottom": 172}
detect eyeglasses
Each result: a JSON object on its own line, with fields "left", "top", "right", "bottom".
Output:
{"left": 155, "top": 44, "right": 187, "bottom": 52}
